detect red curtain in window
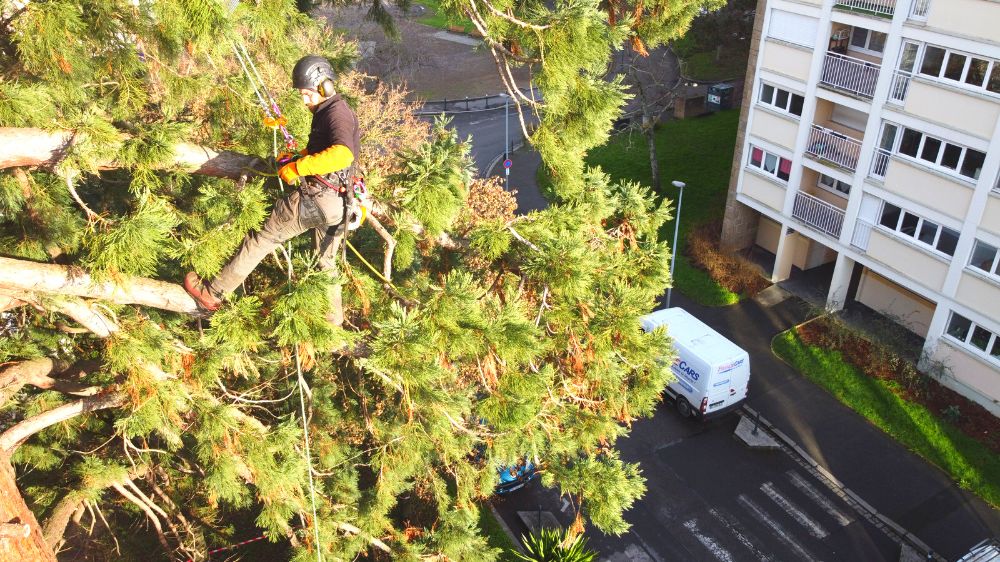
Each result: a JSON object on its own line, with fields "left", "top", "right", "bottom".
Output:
{"left": 751, "top": 147, "right": 763, "bottom": 166}
{"left": 778, "top": 158, "right": 792, "bottom": 175}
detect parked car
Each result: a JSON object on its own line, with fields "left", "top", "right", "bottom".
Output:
{"left": 640, "top": 307, "right": 751, "bottom": 420}
{"left": 495, "top": 457, "right": 538, "bottom": 494}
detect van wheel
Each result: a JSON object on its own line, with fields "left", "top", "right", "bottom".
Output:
{"left": 676, "top": 398, "right": 693, "bottom": 419}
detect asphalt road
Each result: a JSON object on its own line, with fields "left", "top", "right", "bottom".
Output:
{"left": 494, "top": 407, "right": 899, "bottom": 562}
{"left": 421, "top": 106, "right": 535, "bottom": 177}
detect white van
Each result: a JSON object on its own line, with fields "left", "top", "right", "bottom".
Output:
{"left": 640, "top": 307, "right": 750, "bottom": 420}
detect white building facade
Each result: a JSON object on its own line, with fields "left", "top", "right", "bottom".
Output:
{"left": 721, "top": 0, "right": 1000, "bottom": 415}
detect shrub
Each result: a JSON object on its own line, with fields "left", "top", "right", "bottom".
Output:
{"left": 684, "top": 221, "right": 769, "bottom": 298}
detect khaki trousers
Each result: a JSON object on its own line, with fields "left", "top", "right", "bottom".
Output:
{"left": 209, "top": 186, "right": 347, "bottom": 324}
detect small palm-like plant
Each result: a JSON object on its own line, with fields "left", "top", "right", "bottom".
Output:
{"left": 515, "top": 528, "right": 597, "bottom": 562}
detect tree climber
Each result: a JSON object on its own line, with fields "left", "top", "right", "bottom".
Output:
{"left": 184, "top": 55, "right": 361, "bottom": 326}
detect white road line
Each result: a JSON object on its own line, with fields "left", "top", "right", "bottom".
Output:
{"left": 708, "top": 508, "right": 776, "bottom": 562}
{"left": 786, "top": 470, "right": 854, "bottom": 527}
{"left": 683, "top": 519, "right": 735, "bottom": 562}
{"left": 737, "top": 495, "right": 819, "bottom": 562}
{"left": 560, "top": 497, "right": 571, "bottom": 513}
{"left": 761, "top": 481, "right": 829, "bottom": 539}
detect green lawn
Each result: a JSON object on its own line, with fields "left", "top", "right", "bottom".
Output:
{"left": 681, "top": 50, "right": 749, "bottom": 82}
{"left": 773, "top": 329, "right": 1000, "bottom": 508}
{"left": 586, "top": 110, "right": 742, "bottom": 305}
{"left": 479, "top": 504, "right": 522, "bottom": 561}
{"left": 414, "top": 0, "right": 474, "bottom": 33}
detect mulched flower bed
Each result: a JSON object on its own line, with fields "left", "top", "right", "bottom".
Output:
{"left": 797, "top": 317, "right": 1000, "bottom": 455}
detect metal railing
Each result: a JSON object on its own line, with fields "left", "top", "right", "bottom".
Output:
{"left": 870, "top": 148, "right": 891, "bottom": 179}
{"left": 834, "top": 0, "right": 896, "bottom": 17}
{"left": 821, "top": 53, "right": 880, "bottom": 98}
{"left": 792, "top": 191, "right": 846, "bottom": 238}
{"left": 888, "top": 72, "right": 911, "bottom": 104}
{"left": 852, "top": 219, "right": 875, "bottom": 251}
{"left": 806, "top": 125, "right": 863, "bottom": 171}
{"left": 909, "top": 0, "right": 930, "bottom": 19}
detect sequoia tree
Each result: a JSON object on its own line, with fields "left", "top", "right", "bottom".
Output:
{"left": 0, "top": 0, "right": 719, "bottom": 559}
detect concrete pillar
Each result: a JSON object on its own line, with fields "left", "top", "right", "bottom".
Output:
{"left": 771, "top": 227, "right": 796, "bottom": 283}
{"left": 919, "top": 303, "right": 950, "bottom": 371}
{"left": 826, "top": 253, "right": 855, "bottom": 312}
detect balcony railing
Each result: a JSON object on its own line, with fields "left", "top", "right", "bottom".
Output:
{"left": 852, "top": 219, "right": 875, "bottom": 251}
{"left": 834, "top": 0, "right": 895, "bottom": 17}
{"left": 909, "top": 0, "right": 930, "bottom": 19}
{"left": 806, "top": 125, "right": 863, "bottom": 171}
{"left": 821, "top": 53, "right": 880, "bottom": 98}
{"left": 793, "top": 191, "right": 846, "bottom": 238}
{"left": 888, "top": 72, "right": 911, "bottom": 104}
{"left": 870, "top": 148, "right": 891, "bottom": 179}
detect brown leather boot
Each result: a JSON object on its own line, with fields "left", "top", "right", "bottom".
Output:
{"left": 183, "top": 272, "right": 222, "bottom": 311}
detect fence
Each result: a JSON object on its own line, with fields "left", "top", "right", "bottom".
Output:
{"left": 834, "top": 0, "right": 896, "bottom": 17}
{"left": 806, "top": 125, "right": 863, "bottom": 171}
{"left": 852, "top": 219, "right": 875, "bottom": 251}
{"left": 821, "top": 53, "right": 880, "bottom": 99}
{"left": 888, "top": 72, "right": 911, "bottom": 104}
{"left": 792, "top": 191, "right": 846, "bottom": 238}
{"left": 870, "top": 149, "right": 891, "bottom": 179}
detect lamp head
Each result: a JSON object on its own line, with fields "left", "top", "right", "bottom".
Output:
{"left": 672, "top": 180, "right": 686, "bottom": 189}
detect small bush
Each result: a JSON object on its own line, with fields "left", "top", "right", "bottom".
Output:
{"left": 684, "top": 221, "right": 769, "bottom": 298}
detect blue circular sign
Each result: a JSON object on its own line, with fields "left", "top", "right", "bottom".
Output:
{"left": 503, "top": 159, "right": 513, "bottom": 169}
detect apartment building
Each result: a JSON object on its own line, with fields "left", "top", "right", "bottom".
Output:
{"left": 720, "top": 0, "right": 1000, "bottom": 415}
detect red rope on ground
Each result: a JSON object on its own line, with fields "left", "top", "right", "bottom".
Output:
{"left": 183, "top": 534, "right": 267, "bottom": 562}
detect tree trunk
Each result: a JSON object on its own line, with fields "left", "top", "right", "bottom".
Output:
{"left": 0, "top": 455, "right": 57, "bottom": 561}
{"left": 0, "top": 257, "right": 199, "bottom": 314}
{"left": 0, "top": 127, "right": 266, "bottom": 179}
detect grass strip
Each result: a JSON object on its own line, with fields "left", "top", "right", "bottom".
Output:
{"left": 772, "top": 329, "right": 1000, "bottom": 508}
{"left": 414, "top": 0, "right": 475, "bottom": 32}
{"left": 479, "top": 504, "right": 522, "bottom": 561}
{"left": 586, "top": 110, "right": 741, "bottom": 305}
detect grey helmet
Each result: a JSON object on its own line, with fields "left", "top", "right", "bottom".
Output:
{"left": 292, "top": 55, "right": 336, "bottom": 97}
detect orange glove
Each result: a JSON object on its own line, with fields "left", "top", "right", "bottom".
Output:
{"left": 278, "top": 161, "right": 300, "bottom": 185}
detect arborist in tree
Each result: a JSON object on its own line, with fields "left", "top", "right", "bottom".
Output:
{"left": 184, "top": 55, "right": 362, "bottom": 326}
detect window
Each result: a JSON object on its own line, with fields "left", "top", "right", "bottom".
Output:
{"left": 818, "top": 174, "right": 850, "bottom": 196}
{"left": 946, "top": 312, "right": 1000, "bottom": 365}
{"left": 970, "top": 240, "right": 1000, "bottom": 278}
{"left": 748, "top": 145, "right": 792, "bottom": 182}
{"left": 758, "top": 83, "right": 804, "bottom": 116}
{"left": 849, "top": 28, "right": 886, "bottom": 54}
{"left": 918, "top": 43, "right": 1000, "bottom": 95}
{"left": 768, "top": 9, "right": 819, "bottom": 48}
{"left": 883, "top": 124, "right": 986, "bottom": 181}
{"left": 878, "top": 202, "right": 960, "bottom": 256}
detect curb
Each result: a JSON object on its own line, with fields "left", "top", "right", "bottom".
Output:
{"left": 489, "top": 503, "right": 525, "bottom": 554}
{"left": 741, "top": 404, "right": 945, "bottom": 562}
{"left": 484, "top": 139, "right": 527, "bottom": 180}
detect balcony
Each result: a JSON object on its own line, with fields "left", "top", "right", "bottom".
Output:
{"left": 888, "top": 71, "right": 911, "bottom": 104}
{"left": 821, "top": 53, "right": 881, "bottom": 99}
{"left": 851, "top": 218, "right": 874, "bottom": 251}
{"left": 806, "top": 125, "right": 864, "bottom": 171}
{"left": 834, "top": 0, "right": 895, "bottom": 17}
{"left": 793, "top": 191, "right": 846, "bottom": 238}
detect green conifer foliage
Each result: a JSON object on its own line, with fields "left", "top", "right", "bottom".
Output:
{"left": 0, "top": 0, "right": 702, "bottom": 559}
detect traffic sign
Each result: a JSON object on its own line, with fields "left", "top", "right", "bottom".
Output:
{"left": 503, "top": 159, "right": 512, "bottom": 169}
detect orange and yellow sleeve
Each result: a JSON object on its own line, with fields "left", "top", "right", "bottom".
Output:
{"left": 294, "top": 145, "right": 354, "bottom": 177}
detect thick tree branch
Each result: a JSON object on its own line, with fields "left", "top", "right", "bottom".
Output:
{"left": 0, "top": 258, "right": 198, "bottom": 314}
{"left": 0, "top": 392, "right": 126, "bottom": 452}
{"left": 0, "top": 358, "right": 71, "bottom": 406}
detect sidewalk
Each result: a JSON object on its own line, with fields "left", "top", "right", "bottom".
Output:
{"left": 502, "top": 145, "right": 1000, "bottom": 559}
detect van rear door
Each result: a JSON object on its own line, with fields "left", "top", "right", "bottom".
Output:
{"left": 704, "top": 353, "right": 750, "bottom": 415}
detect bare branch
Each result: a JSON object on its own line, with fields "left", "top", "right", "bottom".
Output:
{"left": 0, "top": 392, "right": 126, "bottom": 452}
{"left": 52, "top": 298, "right": 119, "bottom": 338}
{"left": 473, "top": 0, "right": 550, "bottom": 30}
{"left": 364, "top": 214, "right": 396, "bottom": 282}
{"left": 111, "top": 482, "right": 170, "bottom": 552}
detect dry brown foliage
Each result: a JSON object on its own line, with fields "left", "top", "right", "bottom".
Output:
{"left": 685, "top": 221, "right": 769, "bottom": 297}
{"left": 455, "top": 176, "right": 518, "bottom": 233}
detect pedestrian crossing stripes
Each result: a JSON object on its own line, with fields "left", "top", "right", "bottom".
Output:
{"left": 683, "top": 519, "right": 736, "bottom": 562}
{"left": 708, "top": 508, "right": 776, "bottom": 562}
{"left": 786, "top": 470, "right": 855, "bottom": 527}
{"left": 737, "top": 494, "right": 820, "bottom": 562}
{"left": 760, "top": 481, "right": 830, "bottom": 539}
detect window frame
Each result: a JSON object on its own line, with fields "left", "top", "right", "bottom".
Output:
{"left": 747, "top": 144, "right": 793, "bottom": 182}
{"left": 916, "top": 42, "right": 1000, "bottom": 96}
{"left": 877, "top": 201, "right": 960, "bottom": 257}
{"left": 758, "top": 82, "right": 804, "bottom": 117}
{"left": 848, "top": 27, "right": 887, "bottom": 55}
{"left": 882, "top": 123, "right": 986, "bottom": 182}
{"left": 817, "top": 173, "right": 851, "bottom": 197}
{"left": 944, "top": 312, "right": 1000, "bottom": 366}
{"left": 969, "top": 239, "right": 1000, "bottom": 279}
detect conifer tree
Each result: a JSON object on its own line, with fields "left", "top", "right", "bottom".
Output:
{"left": 0, "top": 0, "right": 720, "bottom": 559}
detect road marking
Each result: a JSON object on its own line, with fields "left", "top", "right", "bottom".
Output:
{"left": 737, "top": 495, "right": 820, "bottom": 562}
{"left": 468, "top": 119, "right": 486, "bottom": 125}
{"left": 560, "top": 498, "right": 570, "bottom": 513}
{"left": 786, "top": 470, "right": 854, "bottom": 527}
{"left": 683, "top": 519, "right": 734, "bottom": 562}
{"left": 760, "top": 481, "right": 829, "bottom": 539}
{"left": 708, "top": 508, "right": 775, "bottom": 562}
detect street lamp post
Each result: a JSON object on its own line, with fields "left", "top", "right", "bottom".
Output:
{"left": 666, "top": 180, "right": 686, "bottom": 309}
{"left": 502, "top": 93, "right": 510, "bottom": 191}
